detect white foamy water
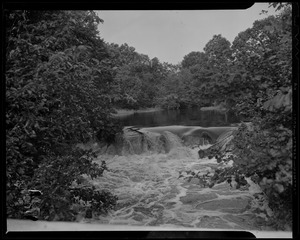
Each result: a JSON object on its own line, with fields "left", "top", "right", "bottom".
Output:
{"left": 92, "top": 146, "right": 209, "bottom": 226}
{"left": 80, "top": 130, "right": 273, "bottom": 230}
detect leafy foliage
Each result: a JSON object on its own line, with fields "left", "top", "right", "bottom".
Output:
{"left": 9, "top": 149, "right": 117, "bottom": 221}
{"left": 173, "top": 3, "right": 293, "bottom": 230}
{"left": 6, "top": 10, "right": 120, "bottom": 221}
{"left": 231, "top": 122, "right": 292, "bottom": 230}
{"left": 181, "top": 51, "right": 206, "bottom": 69}
{"left": 156, "top": 94, "right": 181, "bottom": 110}
{"left": 229, "top": 3, "right": 292, "bottom": 230}
{"left": 203, "top": 34, "right": 233, "bottom": 72}
{"left": 109, "top": 44, "right": 169, "bottom": 109}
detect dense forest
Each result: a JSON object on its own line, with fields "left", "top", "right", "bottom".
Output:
{"left": 5, "top": 3, "right": 293, "bottom": 230}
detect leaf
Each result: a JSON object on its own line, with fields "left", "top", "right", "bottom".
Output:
{"left": 282, "top": 90, "right": 292, "bottom": 107}
{"left": 17, "top": 168, "right": 25, "bottom": 175}
{"left": 264, "top": 25, "right": 274, "bottom": 34}
{"left": 273, "top": 94, "right": 285, "bottom": 109}
{"left": 268, "top": 55, "right": 277, "bottom": 61}
{"left": 274, "top": 183, "right": 284, "bottom": 193}
{"left": 254, "top": 75, "right": 262, "bottom": 81}
{"left": 269, "top": 148, "right": 280, "bottom": 157}
{"left": 263, "top": 91, "right": 289, "bottom": 111}
{"left": 77, "top": 45, "right": 88, "bottom": 51}
{"left": 263, "top": 99, "right": 272, "bottom": 111}
{"left": 70, "top": 18, "right": 77, "bottom": 24}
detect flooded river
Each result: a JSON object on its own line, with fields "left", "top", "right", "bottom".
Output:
{"left": 84, "top": 128, "right": 273, "bottom": 231}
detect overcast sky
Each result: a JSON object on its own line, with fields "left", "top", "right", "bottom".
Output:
{"left": 96, "top": 3, "right": 277, "bottom": 65}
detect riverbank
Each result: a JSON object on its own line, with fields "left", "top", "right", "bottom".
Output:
{"left": 200, "top": 104, "right": 228, "bottom": 112}
{"left": 112, "top": 107, "right": 162, "bottom": 117}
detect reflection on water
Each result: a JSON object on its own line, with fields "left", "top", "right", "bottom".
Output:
{"left": 115, "top": 108, "right": 240, "bottom": 128}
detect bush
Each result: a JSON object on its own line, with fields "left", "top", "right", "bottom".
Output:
{"left": 156, "top": 94, "right": 180, "bottom": 110}
{"left": 5, "top": 10, "right": 120, "bottom": 221}
{"left": 228, "top": 4, "right": 293, "bottom": 230}
{"left": 232, "top": 122, "right": 292, "bottom": 230}
{"left": 7, "top": 148, "right": 117, "bottom": 221}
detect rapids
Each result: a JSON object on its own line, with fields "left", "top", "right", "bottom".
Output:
{"left": 80, "top": 127, "right": 274, "bottom": 230}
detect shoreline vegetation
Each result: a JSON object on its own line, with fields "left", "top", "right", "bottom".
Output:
{"left": 112, "top": 107, "right": 163, "bottom": 117}
{"left": 112, "top": 104, "right": 228, "bottom": 118}
{"left": 200, "top": 106, "right": 227, "bottom": 112}
{"left": 200, "top": 103, "right": 228, "bottom": 113}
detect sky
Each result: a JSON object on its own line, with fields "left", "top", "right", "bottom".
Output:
{"left": 96, "top": 3, "right": 278, "bottom": 65}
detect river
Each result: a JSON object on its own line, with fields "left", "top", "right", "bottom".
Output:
{"left": 92, "top": 146, "right": 271, "bottom": 229}
{"left": 114, "top": 108, "right": 240, "bottom": 128}
{"left": 79, "top": 110, "right": 275, "bottom": 231}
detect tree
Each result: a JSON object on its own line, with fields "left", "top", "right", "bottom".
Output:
{"left": 181, "top": 35, "right": 234, "bottom": 106}
{"left": 6, "top": 10, "right": 120, "bottom": 221}
{"left": 108, "top": 44, "right": 170, "bottom": 109}
{"left": 229, "top": 3, "right": 293, "bottom": 230}
{"left": 106, "top": 42, "right": 139, "bottom": 68}
{"left": 204, "top": 34, "right": 233, "bottom": 72}
{"left": 181, "top": 51, "right": 207, "bottom": 69}
{"left": 173, "top": 5, "right": 293, "bottom": 229}
{"left": 113, "top": 63, "right": 143, "bottom": 109}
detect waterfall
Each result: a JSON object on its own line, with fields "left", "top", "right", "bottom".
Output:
{"left": 71, "top": 125, "right": 279, "bottom": 231}
{"left": 160, "top": 131, "right": 183, "bottom": 153}
{"left": 120, "top": 130, "right": 184, "bottom": 155}
{"left": 182, "top": 135, "right": 212, "bottom": 148}
{"left": 82, "top": 129, "right": 188, "bottom": 156}
{"left": 76, "top": 127, "right": 215, "bottom": 156}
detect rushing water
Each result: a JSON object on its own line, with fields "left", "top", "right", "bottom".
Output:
{"left": 114, "top": 108, "right": 240, "bottom": 128}
{"left": 81, "top": 128, "right": 273, "bottom": 230}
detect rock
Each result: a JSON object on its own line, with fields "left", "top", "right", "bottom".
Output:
{"left": 201, "top": 129, "right": 236, "bottom": 158}
{"left": 196, "top": 198, "right": 251, "bottom": 213}
{"left": 239, "top": 176, "right": 248, "bottom": 186}
{"left": 198, "top": 150, "right": 205, "bottom": 159}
